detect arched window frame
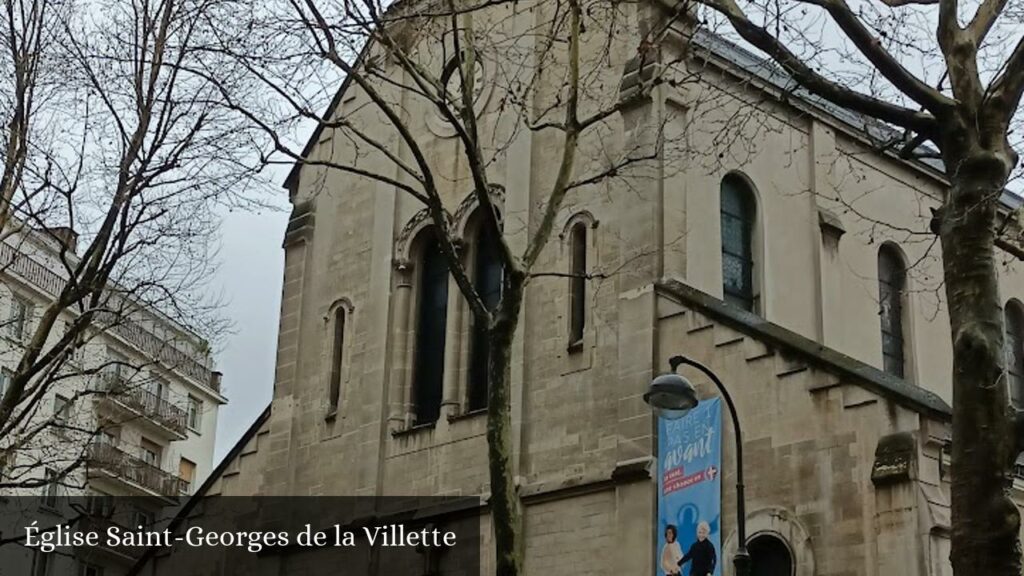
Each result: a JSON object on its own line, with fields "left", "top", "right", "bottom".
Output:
{"left": 324, "top": 298, "right": 353, "bottom": 419}
{"left": 560, "top": 211, "right": 598, "bottom": 354}
{"left": 719, "top": 173, "right": 760, "bottom": 313}
{"left": 878, "top": 243, "right": 912, "bottom": 380}
{"left": 1005, "top": 299, "right": 1024, "bottom": 408}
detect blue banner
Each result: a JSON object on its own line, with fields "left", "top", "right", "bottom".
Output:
{"left": 656, "top": 397, "right": 722, "bottom": 576}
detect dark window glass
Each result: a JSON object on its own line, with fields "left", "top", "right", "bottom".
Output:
{"left": 1005, "top": 304, "right": 1024, "bottom": 407}
{"left": 413, "top": 231, "right": 449, "bottom": 424}
{"left": 749, "top": 535, "right": 794, "bottom": 576}
{"left": 721, "top": 176, "right": 756, "bottom": 311}
{"left": 329, "top": 307, "right": 346, "bottom": 414}
{"left": 878, "top": 246, "right": 906, "bottom": 378}
{"left": 468, "top": 222, "right": 503, "bottom": 412}
{"left": 569, "top": 223, "right": 587, "bottom": 346}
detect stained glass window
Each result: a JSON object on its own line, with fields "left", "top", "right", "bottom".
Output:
{"left": 721, "top": 176, "right": 756, "bottom": 311}
{"left": 468, "top": 221, "right": 503, "bottom": 412}
{"left": 413, "top": 230, "right": 449, "bottom": 425}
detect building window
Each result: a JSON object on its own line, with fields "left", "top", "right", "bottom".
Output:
{"left": 412, "top": 229, "right": 449, "bottom": 425}
{"left": 720, "top": 175, "right": 757, "bottom": 311}
{"left": 878, "top": 245, "right": 908, "bottom": 378}
{"left": 53, "top": 395, "right": 70, "bottom": 425}
{"left": 139, "top": 438, "right": 161, "bottom": 468}
{"left": 187, "top": 395, "right": 202, "bottom": 432}
{"left": 1006, "top": 302, "right": 1024, "bottom": 407}
{"left": 467, "top": 220, "right": 503, "bottom": 413}
{"left": 179, "top": 457, "right": 196, "bottom": 494}
{"left": 328, "top": 306, "right": 346, "bottom": 415}
{"left": 568, "top": 222, "right": 587, "bottom": 349}
{"left": 8, "top": 295, "right": 30, "bottom": 341}
{"left": 0, "top": 368, "right": 11, "bottom": 400}
{"left": 86, "top": 492, "right": 114, "bottom": 517}
{"left": 104, "top": 351, "right": 128, "bottom": 391}
{"left": 748, "top": 534, "right": 794, "bottom": 576}
{"left": 42, "top": 468, "right": 58, "bottom": 508}
{"left": 132, "top": 507, "right": 154, "bottom": 529}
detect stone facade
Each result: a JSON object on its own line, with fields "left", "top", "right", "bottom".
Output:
{"left": 191, "top": 1, "right": 1024, "bottom": 575}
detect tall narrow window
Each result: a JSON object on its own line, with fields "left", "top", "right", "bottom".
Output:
{"left": 179, "top": 457, "right": 196, "bottom": 494}
{"left": 878, "top": 245, "right": 907, "bottom": 378}
{"left": 569, "top": 223, "right": 587, "bottom": 348}
{"left": 328, "top": 307, "right": 345, "bottom": 415}
{"left": 412, "top": 230, "right": 449, "bottom": 425}
{"left": 53, "top": 395, "right": 70, "bottom": 424}
{"left": 187, "top": 395, "right": 202, "bottom": 431}
{"left": 140, "top": 438, "right": 161, "bottom": 468}
{"left": 8, "top": 296, "right": 30, "bottom": 341}
{"left": 468, "top": 221, "right": 504, "bottom": 412}
{"left": 1005, "top": 302, "right": 1024, "bottom": 407}
{"left": 720, "top": 175, "right": 757, "bottom": 311}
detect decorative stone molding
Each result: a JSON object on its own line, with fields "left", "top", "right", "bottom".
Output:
{"left": 558, "top": 210, "right": 600, "bottom": 240}
{"left": 282, "top": 200, "right": 315, "bottom": 248}
{"left": 818, "top": 207, "right": 846, "bottom": 245}
{"left": 426, "top": 51, "right": 496, "bottom": 139}
{"left": 871, "top": 431, "right": 917, "bottom": 486}
{"left": 453, "top": 185, "right": 505, "bottom": 237}
{"left": 722, "top": 507, "right": 815, "bottom": 576}
{"left": 394, "top": 208, "right": 454, "bottom": 263}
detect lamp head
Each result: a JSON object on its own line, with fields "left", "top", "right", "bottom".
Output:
{"left": 644, "top": 371, "right": 699, "bottom": 420}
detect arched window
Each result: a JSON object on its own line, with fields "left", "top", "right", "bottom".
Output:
{"left": 328, "top": 306, "right": 346, "bottom": 415}
{"left": 878, "top": 245, "right": 907, "bottom": 378}
{"left": 412, "top": 229, "right": 449, "bottom": 425}
{"left": 749, "top": 534, "right": 794, "bottom": 576}
{"left": 569, "top": 222, "right": 587, "bottom": 348}
{"left": 720, "top": 175, "right": 757, "bottom": 311}
{"left": 467, "top": 219, "right": 503, "bottom": 412}
{"left": 1005, "top": 302, "right": 1024, "bottom": 407}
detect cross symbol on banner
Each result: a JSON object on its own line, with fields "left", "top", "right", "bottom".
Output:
{"left": 706, "top": 465, "right": 718, "bottom": 480}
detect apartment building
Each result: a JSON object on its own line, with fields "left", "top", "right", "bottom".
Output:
{"left": 0, "top": 224, "right": 226, "bottom": 575}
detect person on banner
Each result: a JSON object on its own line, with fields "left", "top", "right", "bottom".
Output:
{"left": 660, "top": 525, "right": 684, "bottom": 575}
{"left": 676, "top": 521, "right": 716, "bottom": 576}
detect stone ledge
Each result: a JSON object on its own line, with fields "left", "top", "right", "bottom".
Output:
{"left": 655, "top": 279, "right": 952, "bottom": 420}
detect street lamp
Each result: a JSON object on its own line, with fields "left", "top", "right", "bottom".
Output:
{"left": 645, "top": 355, "right": 751, "bottom": 576}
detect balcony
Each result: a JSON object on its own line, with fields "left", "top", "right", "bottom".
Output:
{"left": 97, "top": 376, "right": 188, "bottom": 439}
{"left": 86, "top": 442, "right": 188, "bottom": 498}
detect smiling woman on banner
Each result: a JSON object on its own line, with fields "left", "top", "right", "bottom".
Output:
{"left": 661, "top": 525, "right": 684, "bottom": 575}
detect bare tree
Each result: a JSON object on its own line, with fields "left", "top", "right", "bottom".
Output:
{"left": 640, "top": 0, "right": 1024, "bottom": 572}
{"left": 0, "top": 0, "right": 261, "bottom": 494}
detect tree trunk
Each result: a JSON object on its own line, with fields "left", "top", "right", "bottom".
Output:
{"left": 486, "top": 272, "right": 526, "bottom": 576}
{"left": 940, "top": 150, "right": 1022, "bottom": 576}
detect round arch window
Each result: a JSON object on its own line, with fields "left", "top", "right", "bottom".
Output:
{"left": 749, "top": 534, "right": 793, "bottom": 576}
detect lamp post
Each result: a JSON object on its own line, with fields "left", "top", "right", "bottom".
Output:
{"left": 644, "top": 355, "right": 751, "bottom": 576}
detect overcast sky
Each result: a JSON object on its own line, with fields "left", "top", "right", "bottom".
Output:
{"left": 209, "top": 200, "right": 289, "bottom": 463}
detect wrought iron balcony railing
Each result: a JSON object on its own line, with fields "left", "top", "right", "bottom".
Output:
{"left": 98, "top": 376, "right": 188, "bottom": 436}
{"left": 86, "top": 442, "right": 187, "bottom": 496}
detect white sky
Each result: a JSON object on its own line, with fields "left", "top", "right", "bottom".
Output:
{"left": 210, "top": 200, "right": 289, "bottom": 463}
